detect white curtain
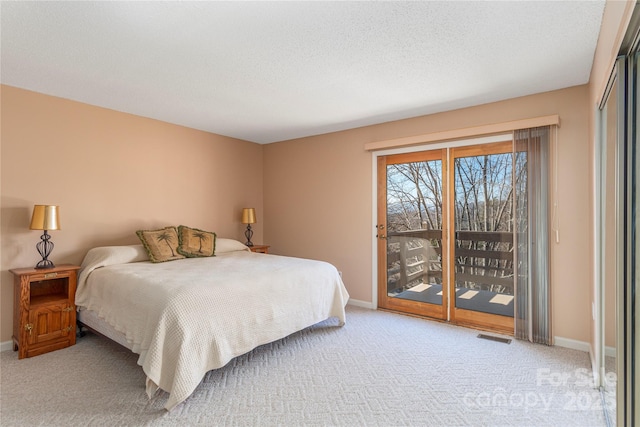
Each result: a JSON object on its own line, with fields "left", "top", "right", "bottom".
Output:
{"left": 513, "top": 126, "right": 552, "bottom": 344}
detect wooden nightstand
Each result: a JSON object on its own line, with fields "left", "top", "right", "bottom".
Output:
{"left": 249, "top": 244, "right": 270, "bottom": 254}
{"left": 10, "top": 264, "right": 80, "bottom": 359}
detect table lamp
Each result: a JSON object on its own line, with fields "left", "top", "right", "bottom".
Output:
{"left": 241, "top": 208, "right": 256, "bottom": 247}
{"left": 29, "top": 205, "right": 60, "bottom": 269}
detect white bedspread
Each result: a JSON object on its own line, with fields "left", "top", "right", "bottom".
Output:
{"left": 76, "top": 247, "right": 349, "bottom": 410}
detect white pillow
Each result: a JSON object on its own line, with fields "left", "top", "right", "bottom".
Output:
{"left": 81, "top": 244, "right": 149, "bottom": 269}
{"left": 215, "top": 238, "right": 250, "bottom": 254}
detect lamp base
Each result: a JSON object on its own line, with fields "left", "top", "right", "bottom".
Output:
{"left": 35, "top": 259, "right": 55, "bottom": 269}
{"left": 35, "top": 230, "right": 55, "bottom": 269}
{"left": 244, "top": 224, "right": 254, "bottom": 247}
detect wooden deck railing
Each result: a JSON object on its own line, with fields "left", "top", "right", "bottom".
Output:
{"left": 386, "top": 229, "right": 514, "bottom": 295}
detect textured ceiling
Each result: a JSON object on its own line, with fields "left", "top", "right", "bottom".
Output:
{"left": 1, "top": 1, "right": 605, "bottom": 144}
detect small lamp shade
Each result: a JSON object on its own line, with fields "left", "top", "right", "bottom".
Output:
{"left": 241, "top": 208, "right": 256, "bottom": 224}
{"left": 30, "top": 205, "right": 60, "bottom": 231}
{"left": 241, "top": 208, "right": 256, "bottom": 246}
{"left": 29, "top": 205, "right": 60, "bottom": 269}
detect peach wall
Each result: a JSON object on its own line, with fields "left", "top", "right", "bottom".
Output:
{"left": 265, "top": 85, "right": 592, "bottom": 342}
{"left": 264, "top": 129, "right": 373, "bottom": 302}
{"left": 0, "top": 85, "right": 264, "bottom": 343}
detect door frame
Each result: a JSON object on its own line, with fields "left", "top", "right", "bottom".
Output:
{"left": 370, "top": 133, "right": 514, "bottom": 326}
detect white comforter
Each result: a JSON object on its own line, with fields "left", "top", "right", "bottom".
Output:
{"left": 76, "top": 245, "right": 349, "bottom": 410}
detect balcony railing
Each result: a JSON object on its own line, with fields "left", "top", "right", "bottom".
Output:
{"left": 387, "top": 229, "right": 514, "bottom": 295}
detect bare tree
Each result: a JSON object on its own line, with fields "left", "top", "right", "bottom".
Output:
{"left": 385, "top": 152, "right": 520, "bottom": 296}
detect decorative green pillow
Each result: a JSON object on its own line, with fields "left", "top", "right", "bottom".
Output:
{"left": 177, "top": 225, "right": 216, "bottom": 258}
{"left": 136, "top": 226, "right": 186, "bottom": 263}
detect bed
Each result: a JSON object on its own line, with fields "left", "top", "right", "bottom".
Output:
{"left": 75, "top": 239, "right": 349, "bottom": 410}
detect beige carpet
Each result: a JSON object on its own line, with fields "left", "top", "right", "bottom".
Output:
{"left": 1, "top": 306, "right": 607, "bottom": 426}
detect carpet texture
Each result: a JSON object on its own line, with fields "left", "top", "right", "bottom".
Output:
{"left": 1, "top": 306, "right": 607, "bottom": 426}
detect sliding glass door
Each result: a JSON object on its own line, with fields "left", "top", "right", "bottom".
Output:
{"left": 618, "top": 50, "right": 639, "bottom": 427}
{"left": 377, "top": 142, "right": 515, "bottom": 333}
{"left": 596, "top": 12, "right": 640, "bottom": 421}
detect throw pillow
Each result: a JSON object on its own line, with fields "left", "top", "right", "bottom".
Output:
{"left": 136, "top": 226, "right": 185, "bottom": 263}
{"left": 177, "top": 225, "right": 216, "bottom": 258}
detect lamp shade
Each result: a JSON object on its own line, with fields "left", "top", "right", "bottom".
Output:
{"left": 241, "top": 208, "right": 256, "bottom": 224}
{"left": 29, "top": 205, "right": 60, "bottom": 231}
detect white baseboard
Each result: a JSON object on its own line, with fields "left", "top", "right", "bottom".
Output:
{"left": 554, "top": 336, "right": 616, "bottom": 358}
{"left": 347, "top": 298, "right": 374, "bottom": 309}
{"left": 1, "top": 340, "right": 13, "bottom": 353}
{"left": 605, "top": 345, "right": 616, "bottom": 358}
{"left": 554, "top": 336, "right": 590, "bottom": 353}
